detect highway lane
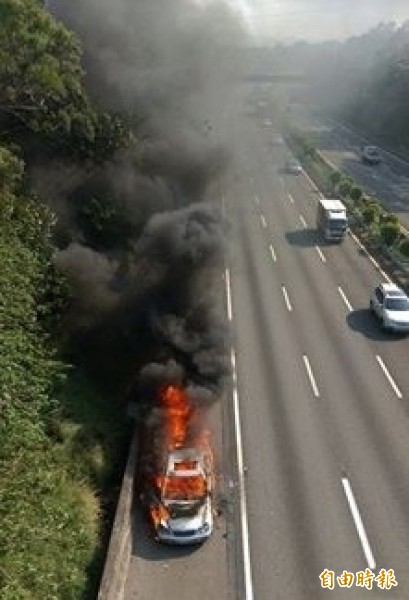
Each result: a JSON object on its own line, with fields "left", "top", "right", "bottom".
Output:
{"left": 122, "top": 83, "right": 409, "bottom": 600}
{"left": 290, "top": 106, "right": 409, "bottom": 231}
{"left": 222, "top": 87, "right": 409, "bottom": 598}
{"left": 123, "top": 394, "right": 233, "bottom": 600}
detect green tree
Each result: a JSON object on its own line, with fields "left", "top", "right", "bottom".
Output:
{"left": 350, "top": 186, "right": 363, "bottom": 202}
{"left": 0, "top": 0, "right": 130, "bottom": 160}
{"left": 330, "top": 170, "right": 341, "bottom": 189}
{"left": 380, "top": 222, "right": 400, "bottom": 246}
{"left": 338, "top": 178, "right": 352, "bottom": 198}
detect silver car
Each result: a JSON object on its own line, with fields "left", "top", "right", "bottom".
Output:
{"left": 370, "top": 282, "right": 409, "bottom": 332}
{"left": 151, "top": 447, "right": 214, "bottom": 545}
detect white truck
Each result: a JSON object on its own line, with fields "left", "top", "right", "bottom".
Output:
{"left": 317, "top": 198, "right": 348, "bottom": 242}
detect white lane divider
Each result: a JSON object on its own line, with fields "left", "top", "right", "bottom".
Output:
{"left": 349, "top": 231, "right": 392, "bottom": 283}
{"left": 315, "top": 245, "right": 327, "bottom": 263}
{"left": 231, "top": 347, "right": 254, "bottom": 600}
{"left": 281, "top": 285, "right": 292, "bottom": 311}
{"left": 375, "top": 356, "right": 403, "bottom": 399}
{"left": 269, "top": 244, "right": 277, "bottom": 263}
{"left": 260, "top": 214, "right": 267, "bottom": 228}
{"left": 288, "top": 193, "right": 295, "bottom": 204}
{"left": 225, "top": 268, "right": 233, "bottom": 322}
{"left": 254, "top": 195, "right": 260, "bottom": 205}
{"left": 302, "top": 355, "right": 320, "bottom": 397}
{"left": 299, "top": 214, "right": 308, "bottom": 228}
{"left": 341, "top": 477, "right": 376, "bottom": 570}
{"left": 337, "top": 286, "right": 353, "bottom": 311}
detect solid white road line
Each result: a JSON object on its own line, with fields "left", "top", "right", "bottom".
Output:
{"left": 302, "top": 169, "right": 324, "bottom": 198}
{"left": 230, "top": 347, "right": 237, "bottom": 384}
{"left": 337, "top": 286, "right": 353, "bottom": 312}
{"left": 299, "top": 157, "right": 395, "bottom": 283}
{"left": 299, "top": 214, "right": 308, "bottom": 228}
{"left": 260, "top": 214, "right": 267, "bottom": 228}
{"left": 302, "top": 355, "right": 320, "bottom": 397}
{"left": 269, "top": 244, "right": 277, "bottom": 262}
{"left": 341, "top": 477, "right": 376, "bottom": 570}
{"left": 288, "top": 193, "right": 295, "bottom": 204}
{"left": 225, "top": 268, "right": 233, "bottom": 322}
{"left": 375, "top": 355, "right": 403, "bottom": 399}
{"left": 281, "top": 285, "right": 292, "bottom": 311}
{"left": 315, "top": 245, "right": 327, "bottom": 262}
{"left": 349, "top": 231, "right": 392, "bottom": 283}
{"left": 231, "top": 350, "right": 254, "bottom": 600}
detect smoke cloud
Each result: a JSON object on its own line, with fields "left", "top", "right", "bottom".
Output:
{"left": 39, "top": 0, "right": 244, "bottom": 401}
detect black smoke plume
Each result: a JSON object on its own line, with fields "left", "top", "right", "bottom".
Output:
{"left": 40, "top": 0, "right": 246, "bottom": 401}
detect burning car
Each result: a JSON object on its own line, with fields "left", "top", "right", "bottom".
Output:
{"left": 137, "top": 384, "right": 215, "bottom": 545}
{"left": 150, "top": 447, "right": 214, "bottom": 544}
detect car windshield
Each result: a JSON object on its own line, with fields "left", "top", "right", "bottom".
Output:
{"left": 385, "top": 298, "right": 409, "bottom": 311}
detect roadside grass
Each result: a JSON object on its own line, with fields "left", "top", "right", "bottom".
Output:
{"left": 52, "top": 369, "right": 133, "bottom": 599}
{"left": 1, "top": 367, "right": 132, "bottom": 600}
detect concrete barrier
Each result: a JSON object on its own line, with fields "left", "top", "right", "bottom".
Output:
{"left": 98, "top": 430, "right": 138, "bottom": 600}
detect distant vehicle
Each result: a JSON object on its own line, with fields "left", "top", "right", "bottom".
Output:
{"left": 285, "top": 158, "right": 302, "bottom": 174}
{"left": 148, "top": 447, "right": 214, "bottom": 545}
{"left": 316, "top": 198, "right": 348, "bottom": 241}
{"left": 271, "top": 133, "right": 284, "bottom": 145}
{"left": 360, "top": 145, "right": 382, "bottom": 165}
{"left": 370, "top": 283, "right": 409, "bottom": 332}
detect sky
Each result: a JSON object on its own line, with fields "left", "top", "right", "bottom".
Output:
{"left": 228, "top": 0, "right": 409, "bottom": 43}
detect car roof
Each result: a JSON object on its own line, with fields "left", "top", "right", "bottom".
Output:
{"left": 379, "top": 282, "right": 407, "bottom": 297}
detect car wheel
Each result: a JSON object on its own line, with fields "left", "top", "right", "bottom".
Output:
{"left": 369, "top": 300, "right": 374, "bottom": 313}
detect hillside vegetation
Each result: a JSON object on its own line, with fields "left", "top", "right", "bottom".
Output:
{"left": 0, "top": 1, "right": 131, "bottom": 598}
{"left": 274, "top": 22, "right": 409, "bottom": 147}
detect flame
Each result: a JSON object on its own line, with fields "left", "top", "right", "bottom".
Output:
{"left": 146, "top": 385, "right": 214, "bottom": 526}
{"left": 159, "top": 385, "right": 192, "bottom": 450}
{"left": 155, "top": 473, "right": 207, "bottom": 501}
{"left": 150, "top": 503, "right": 170, "bottom": 528}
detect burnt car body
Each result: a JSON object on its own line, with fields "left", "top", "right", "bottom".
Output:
{"left": 142, "top": 447, "right": 214, "bottom": 545}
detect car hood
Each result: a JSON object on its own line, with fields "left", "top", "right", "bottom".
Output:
{"left": 385, "top": 310, "right": 409, "bottom": 323}
{"left": 165, "top": 500, "right": 211, "bottom": 533}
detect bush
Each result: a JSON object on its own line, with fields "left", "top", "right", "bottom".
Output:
{"left": 339, "top": 179, "right": 352, "bottom": 197}
{"left": 380, "top": 212, "right": 399, "bottom": 226}
{"left": 362, "top": 203, "right": 379, "bottom": 225}
{"left": 330, "top": 171, "right": 341, "bottom": 188}
{"left": 380, "top": 222, "right": 400, "bottom": 246}
{"left": 350, "top": 186, "right": 363, "bottom": 202}
{"left": 398, "top": 238, "right": 409, "bottom": 258}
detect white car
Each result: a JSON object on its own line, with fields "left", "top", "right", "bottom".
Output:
{"left": 285, "top": 158, "right": 302, "bottom": 174}
{"left": 370, "top": 282, "right": 409, "bottom": 332}
{"left": 360, "top": 145, "right": 381, "bottom": 165}
{"left": 150, "top": 447, "right": 214, "bottom": 544}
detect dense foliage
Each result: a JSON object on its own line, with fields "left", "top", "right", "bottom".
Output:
{"left": 0, "top": 0, "right": 131, "bottom": 160}
{"left": 274, "top": 22, "right": 409, "bottom": 146}
{"left": 0, "top": 2, "right": 132, "bottom": 597}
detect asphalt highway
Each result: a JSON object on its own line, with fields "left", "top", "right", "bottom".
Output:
{"left": 123, "top": 85, "right": 409, "bottom": 600}
{"left": 223, "top": 89, "right": 409, "bottom": 599}
{"left": 291, "top": 106, "right": 409, "bottom": 231}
